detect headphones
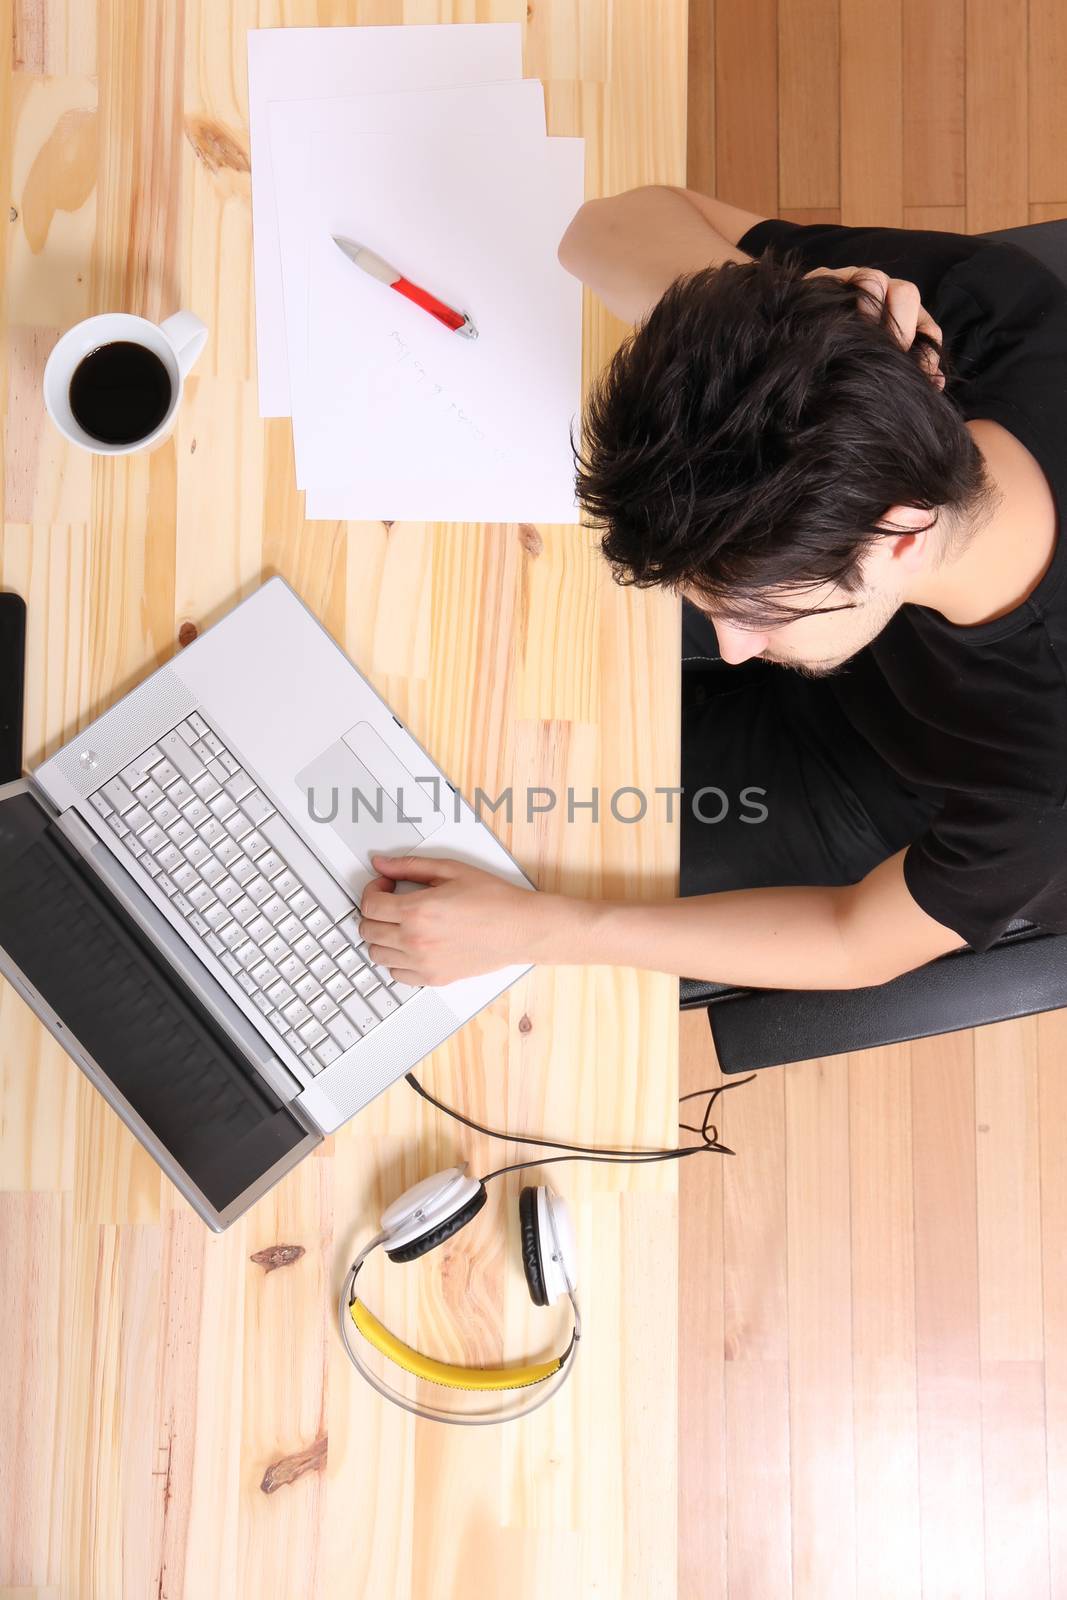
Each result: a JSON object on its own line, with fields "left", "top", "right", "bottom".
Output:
{"left": 339, "top": 1069, "right": 755, "bottom": 1426}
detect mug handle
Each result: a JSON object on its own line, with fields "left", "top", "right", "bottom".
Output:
{"left": 160, "top": 311, "right": 208, "bottom": 378}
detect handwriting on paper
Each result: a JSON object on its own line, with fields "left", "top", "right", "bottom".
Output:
{"left": 385, "top": 330, "right": 512, "bottom": 463}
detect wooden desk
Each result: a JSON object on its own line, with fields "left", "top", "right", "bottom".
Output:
{"left": 0, "top": 4, "right": 686, "bottom": 1595}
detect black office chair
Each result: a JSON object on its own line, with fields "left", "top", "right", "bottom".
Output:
{"left": 683, "top": 219, "right": 1067, "bottom": 1073}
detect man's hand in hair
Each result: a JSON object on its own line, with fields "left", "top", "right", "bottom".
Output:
{"left": 805, "top": 265, "right": 946, "bottom": 387}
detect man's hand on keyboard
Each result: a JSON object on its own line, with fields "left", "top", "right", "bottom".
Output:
{"left": 359, "top": 854, "right": 539, "bottom": 984}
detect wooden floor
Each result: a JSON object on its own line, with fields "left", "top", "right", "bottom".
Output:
{"left": 5, "top": 2, "right": 1067, "bottom": 1597}
{"left": 681, "top": 4, "right": 1067, "bottom": 1598}
{"left": 0, "top": 4, "right": 686, "bottom": 1599}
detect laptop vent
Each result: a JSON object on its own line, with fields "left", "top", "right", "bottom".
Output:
{"left": 299, "top": 991, "right": 462, "bottom": 1127}
{"left": 50, "top": 665, "right": 197, "bottom": 798}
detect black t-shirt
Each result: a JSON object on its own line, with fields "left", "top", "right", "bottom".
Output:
{"left": 736, "top": 218, "right": 1067, "bottom": 952}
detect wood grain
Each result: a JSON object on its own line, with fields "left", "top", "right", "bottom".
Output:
{"left": 911, "top": 1029, "right": 985, "bottom": 1600}
{"left": 965, "top": 0, "right": 1028, "bottom": 232}
{"left": 902, "top": 0, "right": 964, "bottom": 210}
{"left": 785, "top": 1058, "right": 855, "bottom": 1600}
{"left": 714, "top": 0, "right": 777, "bottom": 215}
{"left": 0, "top": 2, "right": 687, "bottom": 1596}
{"left": 685, "top": 0, "right": 714, "bottom": 199}
{"left": 841, "top": 0, "right": 903, "bottom": 227}
{"left": 1027, "top": 0, "right": 1067, "bottom": 204}
{"left": 683, "top": 4, "right": 1067, "bottom": 1595}
{"left": 778, "top": 0, "right": 838, "bottom": 211}
{"left": 9, "top": 2, "right": 1067, "bottom": 1595}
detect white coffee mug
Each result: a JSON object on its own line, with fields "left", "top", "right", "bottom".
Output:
{"left": 43, "top": 310, "right": 208, "bottom": 456}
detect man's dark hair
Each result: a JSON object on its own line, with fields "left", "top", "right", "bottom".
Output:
{"left": 574, "top": 250, "right": 993, "bottom": 625}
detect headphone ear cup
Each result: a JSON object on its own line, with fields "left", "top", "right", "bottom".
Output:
{"left": 385, "top": 1183, "right": 487, "bottom": 1263}
{"left": 518, "top": 1185, "right": 548, "bottom": 1307}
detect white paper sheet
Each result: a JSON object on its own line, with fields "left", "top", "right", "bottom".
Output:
{"left": 287, "top": 132, "right": 585, "bottom": 524}
{"left": 268, "top": 80, "right": 548, "bottom": 460}
{"left": 248, "top": 24, "right": 523, "bottom": 416}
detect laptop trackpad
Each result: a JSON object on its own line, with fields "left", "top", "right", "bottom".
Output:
{"left": 295, "top": 737, "right": 436, "bottom": 871}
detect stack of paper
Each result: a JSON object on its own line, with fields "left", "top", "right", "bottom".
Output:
{"left": 248, "top": 24, "right": 586, "bottom": 524}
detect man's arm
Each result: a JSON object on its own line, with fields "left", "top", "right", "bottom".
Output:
{"left": 557, "top": 185, "right": 765, "bottom": 325}
{"left": 546, "top": 849, "right": 967, "bottom": 989}
{"left": 359, "top": 848, "right": 968, "bottom": 990}
{"left": 557, "top": 188, "right": 946, "bottom": 382}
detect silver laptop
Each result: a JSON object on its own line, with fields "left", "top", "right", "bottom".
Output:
{"left": 0, "top": 577, "right": 532, "bottom": 1229}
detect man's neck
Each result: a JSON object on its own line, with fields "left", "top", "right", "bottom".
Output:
{"left": 907, "top": 419, "right": 1059, "bottom": 625}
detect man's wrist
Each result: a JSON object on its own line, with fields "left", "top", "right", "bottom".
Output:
{"left": 528, "top": 891, "right": 605, "bottom": 966}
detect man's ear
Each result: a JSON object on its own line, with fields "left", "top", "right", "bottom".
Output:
{"left": 872, "top": 504, "right": 939, "bottom": 572}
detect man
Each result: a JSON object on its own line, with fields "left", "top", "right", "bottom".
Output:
{"left": 357, "top": 187, "right": 1067, "bottom": 993}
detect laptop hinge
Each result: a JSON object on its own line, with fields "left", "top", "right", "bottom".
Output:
{"left": 54, "top": 807, "right": 309, "bottom": 1111}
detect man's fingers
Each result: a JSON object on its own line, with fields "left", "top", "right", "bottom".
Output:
{"left": 361, "top": 915, "right": 406, "bottom": 947}
{"left": 852, "top": 269, "right": 947, "bottom": 387}
{"left": 359, "top": 885, "right": 404, "bottom": 923}
{"left": 379, "top": 965, "right": 422, "bottom": 986}
{"left": 367, "top": 945, "right": 404, "bottom": 973}
{"left": 362, "top": 874, "right": 394, "bottom": 894}
{"left": 851, "top": 267, "right": 892, "bottom": 314}
{"left": 881, "top": 277, "right": 922, "bottom": 345}
{"left": 919, "top": 347, "right": 947, "bottom": 387}
{"left": 915, "top": 305, "right": 946, "bottom": 384}
{"left": 912, "top": 316, "right": 946, "bottom": 386}
{"left": 370, "top": 853, "right": 457, "bottom": 884}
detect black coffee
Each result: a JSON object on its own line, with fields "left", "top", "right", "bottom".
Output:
{"left": 68, "top": 341, "right": 173, "bottom": 445}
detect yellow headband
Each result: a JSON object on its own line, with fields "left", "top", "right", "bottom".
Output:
{"left": 350, "top": 1297, "right": 568, "bottom": 1391}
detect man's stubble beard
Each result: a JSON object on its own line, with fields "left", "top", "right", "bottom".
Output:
{"left": 762, "top": 587, "right": 907, "bottom": 679}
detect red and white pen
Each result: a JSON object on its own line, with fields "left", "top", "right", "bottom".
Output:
{"left": 332, "top": 236, "right": 478, "bottom": 340}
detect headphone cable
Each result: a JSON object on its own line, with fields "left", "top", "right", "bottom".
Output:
{"left": 403, "top": 1069, "right": 758, "bottom": 1181}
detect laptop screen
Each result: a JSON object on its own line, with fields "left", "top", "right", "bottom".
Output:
{"left": 0, "top": 788, "right": 314, "bottom": 1217}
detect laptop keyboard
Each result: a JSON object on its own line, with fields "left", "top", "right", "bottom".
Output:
{"left": 85, "top": 711, "right": 420, "bottom": 1078}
